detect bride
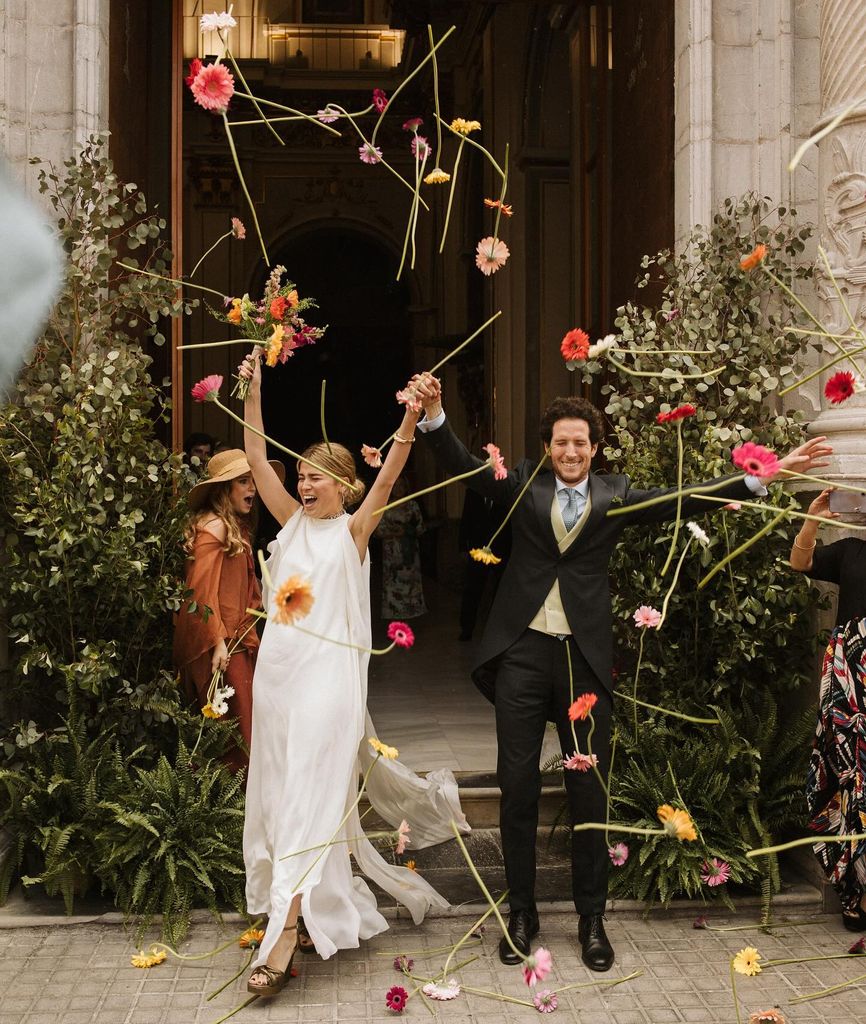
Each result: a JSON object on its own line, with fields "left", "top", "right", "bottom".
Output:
{"left": 239, "top": 352, "right": 468, "bottom": 996}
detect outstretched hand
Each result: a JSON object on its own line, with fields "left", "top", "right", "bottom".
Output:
{"left": 770, "top": 434, "right": 833, "bottom": 483}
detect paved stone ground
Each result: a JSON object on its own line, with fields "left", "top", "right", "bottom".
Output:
{"left": 0, "top": 898, "right": 863, "bottom": 1024}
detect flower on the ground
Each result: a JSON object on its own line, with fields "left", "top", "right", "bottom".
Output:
{"left": 359, "top": 143, "right": 383, "bottom": 165}
{"left": 748, "top": 1011, "right": 787, "bottom": 1024}
{"left": 732, "top": 946, "right": 762, "bottom": 976}
{"left": 394, "top": 820, "right": 411, "bottom": 855}
{"left": 470, "top": 546, "right": 502, "bottom": 565}
{"left": 404, "top": 859, "right": 417, "bottom": 871}
{"left": 693, "top": 915, "right": 708, "bottom": 929}
{"left": 200, "top": 11, "right": 237, "bottom": 32}
{"left": 239, "top": 927, "right": 265, "bottom": 949}
{"left": 387, "top": 621, "right": 415, "bottom": 649}
{"left": 450, "top": 117, "right": 482, "bottom": 135}
{"left": 608, "top": 842, "right": 629, "bottom": 866}
{"left": 385, "top": 984, "right": 408, "bottom": 1013}
{"left": 701, "top": 858, "right": 731, "bottom": 887}
{"left": 563, "top": 751, "right": 598, "bottom": 772}
{"left": 372, "top": 88, "right": 388, "bottom": 112}
{"left": 568, "top": 692, "right": 598, "bottom": 721}
{"left": 740, "top": 244, "right": 768, "bottom": 271}
{"left": 411, "top": 135, "right": 430, "bottom": 160}
{"left": 189, "top": 62, "right": 235, "bottom": 113}
{"left": 484, "top": 198, "right": 513, "bottom": 217}
{"left": 361, "top": 444, "right": 383, "bottom": 469}
{"left": 130, "top": 946, "right": 167, "bottom": 969}
{"left": 191, "top": 374, "right": 223, "bottom": 402}
{"left": 522, "top": 947, "right": 553, "bottom": 987}
{"left": 633, "top": 605, "right": 661, "bottom": 628}
{"left": 588, "top": 335, "right": 617, "bottom": 359}
{"left": 657, "top": 804, "right": 698, "bottom": 841}
{"left": 475, "top": 236, "right": 510, "bottom": 275}
{"left": 422, "top": 979, "right": 460, "bottom": 1000}
{"left": 273, "top": 575, "right": 314, "bottom": 625}
{"left": 393, "top": 954, "right": 414, "bottom": 973}
{"left": 402, "top": 116, "right": 423, "bottom": 131}
{"left": 732, "top": 441, "right": 780, "bottom": 479}
{"left": 369, "top": 737, "right": 399, "bottom": 760}
{"left": 560, "top": 328, "right": 591, "bottom": 363}
{"left": 825, "top": 370, "right": 858, "bottom": 405}
{"left": 656, "top": 403, "right": 697, "bottom": 424}
{"left": 686, "top": 521, "right": 710, "bottom": 547}
{"left": 424, "top": 168, "right": 451, "bottom": 184}
{"left": 849, "top": 937, "right": 866, "bottom": 954}
{"left": 265, "top": 324, "right": 285, "bottom": 367}
{"left": 185, "top": 58, "right": 203, "bottom": 88}
{"left": 230, "top": 217, "right": 245, "bottom": 239}
{"left": 317, "top": 105, "right": 340, "bottom": 123}
{"left": 533, "top": 989, "right": 558, "bottom": 1013}
{"left": 484, "top": 442, "right": 507, "bottom": 480}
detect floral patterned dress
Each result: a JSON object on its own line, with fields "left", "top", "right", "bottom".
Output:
{"left": 377, "top": 499, "right": 427, "bottom": 619}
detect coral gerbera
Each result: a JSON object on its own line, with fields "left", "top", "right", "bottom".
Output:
{"left": 387, "top": 621, "right": 415, "bottom": 649}
{"left": 748, "top": 1011, "right": 787, "bottom": 1024}
{"left": 484, "top": 198, "right": 513, "bottom": 216}
{"left": 825, "top": 370, "right": 858, "bottom": 405}
{"left": 732, "top": 946, "right": 762, "bottom": 976}
{"left": 657, "top": 804, "right": 698, "bottom": 841}
{"left": 475, "top": 236, "right": 510, "bottom": 276}
{"left": 361, "top": 444, "right": 383, "bottom": 468}
{"left": 394, "top": 820, "right": 410, "bottom": 856}
{"left": 191, "top": 374, "right": 223, "bottom": 402}
{"left": 560, "top": 328, "right": 591, "bottom": 363}
{"left": 189, "top": 62, "right": 235, "bottom": 113}
{"left": 230, "top": 216, "right": 245, "bottom": 239}
{"left": 272, "top": 575, "right": 314, "bottom": 625}
{"left": 568, "top": 692, "right": 598, "bottom": 721}
{"left": 739, "top": 244, "right": 768, "bottom": 271}
{"left": 483, "top": 442, "right": 507, "bottom": 480}
{"left": 369, "top": 737, "right": 399, "bottom": 760}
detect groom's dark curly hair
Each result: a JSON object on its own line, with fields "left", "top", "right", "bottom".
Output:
{"left": 539, "top": 397, "right": 606, "bottom": 446}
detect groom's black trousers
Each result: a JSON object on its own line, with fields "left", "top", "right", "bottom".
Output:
{"left": 494, "top": 629, "right": 612, "bottom": 916}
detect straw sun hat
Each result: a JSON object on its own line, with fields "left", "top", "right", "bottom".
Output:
{"left": 187, "top": 448, "right": 286, "bottom": 510}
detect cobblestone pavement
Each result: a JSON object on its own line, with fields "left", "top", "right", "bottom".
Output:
{"left": 0, "top": 902, "right": 863, "bottom": 1024}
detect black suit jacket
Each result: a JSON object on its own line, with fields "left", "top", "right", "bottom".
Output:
{"left": 422, "top": 419, "right": 754, "bottom": 703}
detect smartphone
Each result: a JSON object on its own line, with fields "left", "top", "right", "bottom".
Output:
{"left": 829, "top": 490, "right": 866, "bottom": 514}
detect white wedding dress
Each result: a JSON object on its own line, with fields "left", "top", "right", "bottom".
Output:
{"left": 243, "top": 509, "right": 469, "bottom": 965}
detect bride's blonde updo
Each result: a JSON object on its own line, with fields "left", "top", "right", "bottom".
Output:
{"left": 298, "top": 442, "right": 366, "bottom": 507}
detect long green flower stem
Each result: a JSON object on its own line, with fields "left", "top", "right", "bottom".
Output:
{"left": 489, "top": 143, "right": 510, "bottom": 248}
{"left": 720, "top": 513, "right": 739, "bottom": 607}
{"left": 320, "top": 379, "right": 331, "bottom": 453}
{"left": 222, "top": 45, "right": 283, "bottom": 146}
{"left": 279, "top": 828, "right": 403, "bottom": 859}
{"left": 690, "top": 493, "right": 866, "bottom": 532}
{"left": 482, "top": 452, "right": 551, "bottom": 550}
{"left": 177, "top": 338, "right": 258, "bottom": 351}
{"left": 789, "top": 98, "right": 860, "bottom": 171}
{"left": 611, "top": 348, "right": 716, "bottom": 355}
{"left": 820, "top": 243, "right": 862, "bottom": 339}
{"left": 564, "top": 642, "right": 609, "bottom": 801}
{"left": 730, "top": 959, "right": 743, "bottom": 1024}
{"left": 206, "top": 949, "right": 255, "bottom": 1001}
{"left": 790, "top": 970, "right": 866, "bottom": 1003}
{"left": 747, "top": 833, "right": 866, "bottom": 858}
{"left": 779, "top": 467, "right": 866, "bottom": 496}
{"left": 698, "top": 508, "right": 788, "bottom": 590}
{"left": 288, "top": 755, "right": 383, "bottom": 886}
{"left": 149, "top": 920, "right": 263, "bottom": 962}
{"left": 659, "top": 419, "right": 686, "bottom": 577}
{"left": 789, "top": 326, "right": 862, "bottom": 341}
{"left": 189, "top": 230, "right": 232, "bottom": 280}
{"left": 434, "top": 116, "right": 505, "bottom": 178}
{"left": 655, "top": 537, "right": 694, "bottom": 630}
{"left": 450, "top": 820, "right": 527, "bottom": 964}
{"left": 374, "top": 462, "right": 493, "bottom": 516}
{"left": 778, "top": 340, "right": 866, "bottom": 395}
{"left": 228, "top": 100, "right": 375, "bottom": 126}
{"left": 605, "top": 474, "right": 747, "bottom": 518}
{"left": 573, "top": 822, "right": 668, "bottom": 839}
{"left": 230, "top": 90, "right": 341, "bottom": 137}
{"left": 439, "top": 894, "right": 506, "bottom": 981}
{"left": 615, "top": 690, "right": 721, "bottom": 725}
{"left": 221, "top": 113, "right": 268, "bottom": 265}
{"left": 606, "top": 355, "right": 726, "bottom": 380}
{"left": 453, "top": 971, "right": 644, "bottom": 1007}
{"left": 438, "top": 137, "right": 466, "bottom": 252}
{"left": 210, "top": 995, "right": 259, "bottom": 1024}
{"left": 630, "top": 631, "right": 647, "bottom": 738}
{"left": 374, "top": 941, "right": 481, "bottom": 958}
{"left": 115, "top": 262, "right": 225, "bottom": 300}
{"left": 211, "top": 397, "right": 354, "bottom": 490}
{"left": 428, "top": 25, "right": 443, "bottom": 168}
{"left": 397, "top": 148, "right": 428, "bottom": 281}
{"left": 246, "top": 608, "right": 400, "bottom": 656}
{"left": 701, "top": 918, "right": 828, "bottom": 933}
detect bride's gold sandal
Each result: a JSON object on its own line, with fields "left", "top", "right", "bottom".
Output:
{"left": 247, "top": 924, "right": 298, "bottom": 997}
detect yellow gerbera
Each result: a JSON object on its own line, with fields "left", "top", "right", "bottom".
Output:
{"left": 732, "top": 946, "right": 762, "bottom": 976}
{"left": 130, "top": 946, "right": 167, "bottom": 969}
{"left": 369, "top": 737, "right": 399, "bottom": 760}
{"left": 265, "top": 323, "right": 285, "bottom": 368}
{"left": 424, "top": 168, "right": 451, "bottom": 185}
{"left": 450, "top": 117, "right": 481, "bottom": 135}
{"left": 405, "top": 860, "right": 417, "bottom": 872}
{"left": 469, "top": 546, "right": 501, "bottom": 566}
{"left": 656, "top": 804, "right": 697, "bottom": 841}
{"left": 239, "top": 927, "right": 265, "bottom": 949}
{"left": 201, "top": 703, "right": 221, "bottom": 719}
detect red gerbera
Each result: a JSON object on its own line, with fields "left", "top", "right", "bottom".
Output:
{"left": 560, "top": 328, "right": 590, "bottom": 363}
{"left": 657, "top": 403, "right": 697, "bottom": 424}
{"left": 184, "top": 58, "right": 203, "bottom": 88}
{"left": 385, "top": 985, "right": 408, "bottom": 1013}
{"left": 387, "top": 622, "right": 415, "bottom": 649}
{"left": 825, "top": 370, "right": 857, "bottom": 405}
{"left": 568, "top": 692, "right": 598, "bottom": 721}
{"left": 190, "top": 374, "right": 223, "bottom": 403}
{"left": 373, "top": 88, "right": 389, "bottom": 113}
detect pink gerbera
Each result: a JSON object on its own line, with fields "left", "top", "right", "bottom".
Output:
{"left": 608, "top": 842, "right": 629, "bottom": 866}
{"left": 563, "top": 752, "right": 598, "bottom": 772}
{"left": 732, "top": 441, "right": 780, "bottom": 479}
{"left": 372, "top": 88, "right": 389, "bottom": 112}
{"left": 317, "top": 105, "right": 340, "bottom": 123}
{"left": 191, "top": 374, "right": 223, "bottom": 402}
{"left": 633, "top": 605, "right": 661, "bottom": 629}
{"left": 411, "top": 135, "right": 430, "bottom": 160}
{"left": 701, "top": 858, "right": 731, "bottom": 887}
{"left": 230, "top": 217, "right": 245, "bottom": 239}
{"left": 396, "top": 388, "right": 422, "bottom": 413}
{"left": 475, "top": 236, "right": 510, "bottom": 276}
{"left": 693, "top": 915, "right": 709, "bottom": 929}
{"left": 385, "top": 985, "right": 408, "bottom": 1013}
{"left": 387, "top": 622, "right": 415, "bottom": 649}
{"left": 394, "top": 820, "right": 410, "bottom": 855}
{"left": 403, "top": 116, "right": 423, "bottom": 131}
{"left": 189, "top": 62, "right": 235, "bottom": 113}
{"left": 361, "top": 444, "right": 383, "bottom": 469}
{"left": 359, "top": 143, "right": 383, "bottom": 165}
{"left": 825, "top": 370, "right": 857, "bottom": 405}
{"left": 483, "top": 442, "right": 507, "bottom": 480}
{"left": 533, "top": 990, "right": 558, "bottom": 1013}
{"left": 522, "top": 947, "right": 553, "bottom": 987}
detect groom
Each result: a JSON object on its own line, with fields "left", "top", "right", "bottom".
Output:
{"left": 414, "top": 375, "right": 830, "bottom": 971}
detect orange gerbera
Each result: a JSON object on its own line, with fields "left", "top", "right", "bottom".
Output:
{"left": 227, "top": 304, "right": 242, "bottom": 325}
{"left": 657, "top": 804, "right": 698, "bottom": 841}
{"left": 568, "top": 692, "right": 598, "bottom": 721}
{"left": 273, "top": 575, "right": 314, "bottom": 625}
{"left": 739, "top": 243, "right": 767, "bottom": 271}
{"left": 484, "top": 198, "right": 513, "bottom": 217}
{"left": 239, "top": 927, "right": 265, "bottom": 949}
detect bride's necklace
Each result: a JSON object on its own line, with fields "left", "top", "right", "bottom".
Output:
{"left": 306, "top": 507, "right": 345, "bottom": 519}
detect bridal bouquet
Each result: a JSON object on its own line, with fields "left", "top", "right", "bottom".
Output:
{"left": 208, "top": 264, "right": 327, "bottom": 398}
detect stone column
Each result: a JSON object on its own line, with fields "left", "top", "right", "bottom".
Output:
{"left": 804, "top": 0, "right": 866, "bottom": 484}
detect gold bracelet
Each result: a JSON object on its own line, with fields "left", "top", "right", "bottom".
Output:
{"left": 393, "top": 433, "right": 416, "bottom": 445}
{"left": 793, "top": 536, "right": 816, "bottom": 551}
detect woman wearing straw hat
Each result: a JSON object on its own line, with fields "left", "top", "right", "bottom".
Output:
{"left": 173, "top": 448, "right": 265, "bottom": 773}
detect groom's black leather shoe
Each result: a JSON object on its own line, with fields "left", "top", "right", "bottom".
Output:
{"left": 578, "top": 914, "right": 614, "bottom": 971}
{"left": 498, "top": 908, "right": 540, "bottom": 965}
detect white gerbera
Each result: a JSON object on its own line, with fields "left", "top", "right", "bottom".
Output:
{"left": 686, "top": 521, "right": 710, "bottom": 547}
{"left": 200, "top": 11, "right": 237, "bottom": 32}
{"left": 422, "top": 979, "right": 461, "bottom": 1000}
{"left": 589, "top": 334, "right": 618, "bottom": 359}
